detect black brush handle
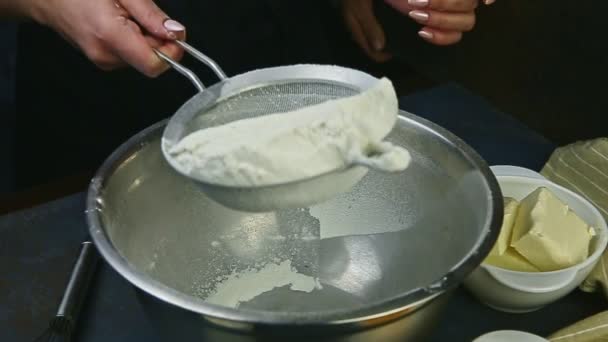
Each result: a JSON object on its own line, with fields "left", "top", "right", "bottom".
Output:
{"left": 56, "top": 241, "right": 99, "bottom": 324}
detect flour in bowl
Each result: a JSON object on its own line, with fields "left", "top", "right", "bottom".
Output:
{"left": 205, "top": 260, "right": 322, "bottom": 309}
{"left": 168, "top": 77, "right": 411, "bottom": 187}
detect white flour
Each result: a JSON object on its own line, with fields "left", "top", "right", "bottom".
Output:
{"left": 205, "top": 260, "right": 321, "bottom": 308}
{"left": 168, "top": 77, "right": 411, "bottom": 187}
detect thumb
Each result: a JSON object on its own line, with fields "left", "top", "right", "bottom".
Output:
{"left": 118, "top": 0, "right": 186, "bottom": 40}
{"left": 355, "top": 1, "right": 386, "bottom": 51}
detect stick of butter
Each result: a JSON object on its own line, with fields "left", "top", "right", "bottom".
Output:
{"left": 511, "top": 187, "right": 596, "bottom": 271}
{"left": 485, "top": 197, "right": 539, "bottom": 272}
{"left": 485, "top": 247, "right": 540, "bottom": 272}
{"left": 489, "top": 197, "right": 519, "bottom": 256}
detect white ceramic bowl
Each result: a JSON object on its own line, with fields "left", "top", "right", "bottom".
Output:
{"left": 474, "top": 330, "right": 548, "bottom": 342}
{"left": 464, "top": 165, "right": 608, "bottom": 313}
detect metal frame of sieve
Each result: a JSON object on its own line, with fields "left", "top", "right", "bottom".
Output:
{"left": 157, "top": 41, "right": 386, "bottom": 212}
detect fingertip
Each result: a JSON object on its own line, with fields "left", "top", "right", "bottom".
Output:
{"left": 372, "top": 38, "right": 385, "bottom": 51}
{"left": 163, "top": 41, "right": 186, "bottom": 61}
{"left": 163, "top": 19, "right": 186, "bottom": 40}
{"left": 345, "top": 13, "right": 370, "bottom": 53}
{"left": 355, "top": 8, "right": 387, "bottom": 53}
{"left": 372, "top": 52, "right": 393, "bottom": 63}
{"left": 144, "top": 55, "right": 170, "bottom": 78}
{"left": 343, "top": 11, "right": 390, "bottom": 62}
{"left": 372, "top": 25, "right": 387, "bottom": 51}
{"left": 418, "top": 29, "right": 434, "bottom": 40}
{"left": 418, "top": 28, "right": 462, "bottom": 46}
{"left": 366, "top": 47, "right": 393, "bottom": 63}
{"left": 149, "top": 41, "right": 184, "bottom": 77}
{"left": 118, "top": 0, "right": 186, "bottom": 40}
{"left": 163, "top": 19, "right": 185, "bottom": 31}
{"left": 385, "top": 0, "right": 415, "bottom": 13}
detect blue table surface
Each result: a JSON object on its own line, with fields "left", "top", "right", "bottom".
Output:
{"left": 2, "top": 84, "right": 604, "bottom": 342}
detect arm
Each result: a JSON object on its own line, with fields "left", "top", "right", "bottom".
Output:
{"left": 0, "top": 0, "right": 186, "bottom": 77}
{"left": 0, "top": 0, "right": 36, "bottom": 18}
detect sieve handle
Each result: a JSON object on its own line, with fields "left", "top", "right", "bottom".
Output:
{"left": 174, "top": 40, "right": 227, "bottom": 81}
{"left": 154, "top": 48, "right": 205, "bottom": 92}
{"left": 154, "top": 40, "right": 228, "bottom": 93}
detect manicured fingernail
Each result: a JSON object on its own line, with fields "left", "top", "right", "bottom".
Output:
{"left": 484, "top": 0, "right": 496, "bottom": 4}
{"left": 418, "top": 30, "right": 433, "bottom": 40}
{"left": 408, "top": 10, "right": 429, "bottom": 22}
{"left": 373, "top": 39, "right": 384, "bottom": 51}
{"left": 163, "top": 19, "right": 185, "bottom": 32}
{"left": 408, "top": 0, "right": 429, "bottom": 7}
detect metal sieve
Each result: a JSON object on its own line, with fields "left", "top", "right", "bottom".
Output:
{"left": 157, "top": 41, "right": 392, "bottom": 212}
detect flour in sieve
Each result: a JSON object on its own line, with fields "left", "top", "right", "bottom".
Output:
{"left": 205, "top": 259, "right": 322, "bottom": 309}
{"left": 167, "top": 77, "right": 411, "bottom": 187}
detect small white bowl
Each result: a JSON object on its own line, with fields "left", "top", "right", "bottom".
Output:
{"left": 463, "top": 165, "right": 608, "bottom": 313}
{"left": 474, "top": 330, "right": 548, "bottom": 342}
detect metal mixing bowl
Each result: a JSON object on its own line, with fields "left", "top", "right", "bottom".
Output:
{"left": 86, "top": 111, "right": 502, "bottom": 341}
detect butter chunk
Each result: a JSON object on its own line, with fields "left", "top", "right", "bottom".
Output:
{"left": 485, "top": 247, "right": 540, "bottom": 272}
{"left": 489, "top": 197, "right": 519, "bottom": 256}
{"left": 511, "top": 187, "right": 595, "bottom": 271}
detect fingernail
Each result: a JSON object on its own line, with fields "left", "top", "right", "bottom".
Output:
{"left": 164, "top": 19, "right": 185, "bottom": 32}
{"left": 484, "top": 0, "right": 496, "bottom": 4}
{"left": 373, "top": 39, "right": 384, "bottom": 51}
{"left": 418, "top": 30, "right": 433, "bottom": 40}
{"left": 408, "top": 10, "right": 429, "bottom": 22}
{"left": 408, "top": 0, "right": 429, "bottom": 8}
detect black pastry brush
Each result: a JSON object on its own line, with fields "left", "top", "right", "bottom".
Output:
{"left": 33, "top": 241, "right": 99, "bottom": 342}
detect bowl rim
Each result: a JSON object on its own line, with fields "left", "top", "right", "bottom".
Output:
{"left": 86, "top": 108, "right": 503, "bottom": 326}
{"left": 481, "top": 174, "right": 608, "bottom": 276}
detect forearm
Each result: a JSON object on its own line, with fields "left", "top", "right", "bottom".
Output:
{"left": 0, "top": 0, "right": 43, "bottom": 22}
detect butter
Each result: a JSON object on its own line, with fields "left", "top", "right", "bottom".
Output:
{"left": 511, "top": 187, "right": 595, "bottom": 271}
{"left": 485, "top": 197, "right": 538, "bottom": 272}
{"left": 485, "top": 247, "right": 540, "bottom": 272}
{"left": 489, "top": 197, "right": 519, "bottom": 256}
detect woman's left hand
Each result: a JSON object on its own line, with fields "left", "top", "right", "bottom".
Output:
{"left": 385, "top": 0, "right": 494, "bottom": 46}
{"left": 341, "top": 0, "right": 496, "bottom": 62}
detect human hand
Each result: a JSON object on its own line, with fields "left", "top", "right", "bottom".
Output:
{"left": 385, "top": 0, "right": 495, "bottom": 45}
{"left": 341, "top": 0, "right": 393, "bottom": 63}
{"left": 341, "top": 0, "right": 496, "bottom": 62}
{"left": 28, "top": 0, "right": 185, "bottom": 77}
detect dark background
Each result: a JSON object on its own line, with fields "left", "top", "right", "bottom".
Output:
{"left": 1, "top": 2, "right": 607, "bottom": 341}
{"left": 1, "top": 0, "right": 607, "bottom": 206}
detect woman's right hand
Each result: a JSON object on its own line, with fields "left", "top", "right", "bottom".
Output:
{"left": 26, "top": 0, "right": 186, "bottom": 77}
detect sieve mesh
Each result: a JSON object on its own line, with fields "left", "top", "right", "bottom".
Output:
{"left": 190, "top": 81, "right": 360, "bottom": 130}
